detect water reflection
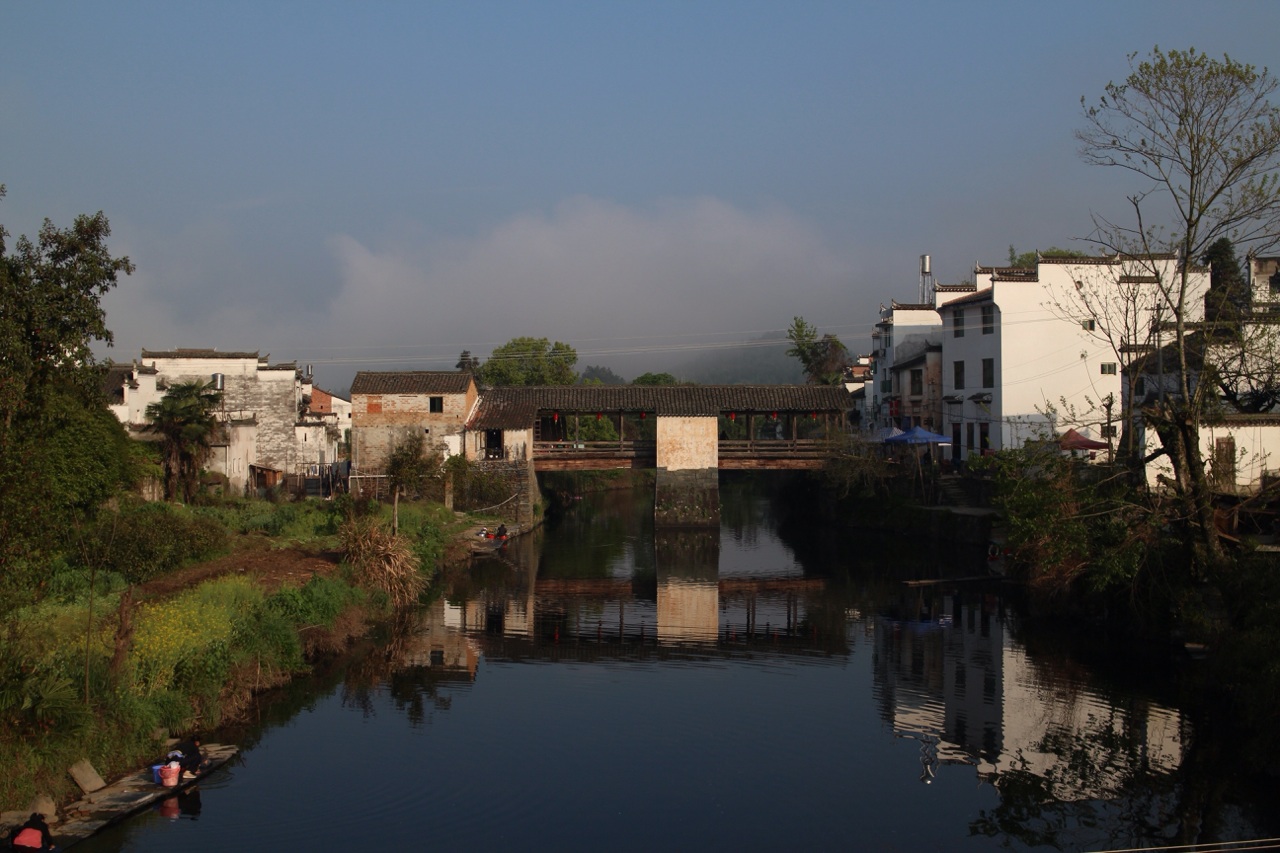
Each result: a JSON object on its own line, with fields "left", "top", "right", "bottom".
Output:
{"left": 439, "top": 484, "right": 1224, "bottom": 848}
{"left": 875, "top": 584, "right": 1185, "bottom": 801}
{"left": 73, "top": 476, "right": 1277, "bottom": 852}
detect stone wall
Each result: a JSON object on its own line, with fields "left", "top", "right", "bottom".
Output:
{"left": 145, "top": 354, "right": 301, "bottom": 475}
{"left": 654, "top": 468, "right": 720, "bottom": 527}
{"left": 473, "top": 459, "right": 541, "bottom": 526}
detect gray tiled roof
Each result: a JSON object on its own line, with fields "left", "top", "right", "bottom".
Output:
{"left": 101, "top": 365, "right": 134, "bottom": 400}
{"left": 350, "top": 371, "right": 475, "bottom": 395}
{"left": 467, "top": 385, "right": 853, "bottom": 429}
{"left": 939, "top": 288, "right": 994, "bottom": 309}
{"left": 141, "top": 349, "right": 262, "bottom": 360}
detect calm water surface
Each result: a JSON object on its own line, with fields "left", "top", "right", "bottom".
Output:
{"left": 78, "top": 475, "right": 1275, "bottom": 852}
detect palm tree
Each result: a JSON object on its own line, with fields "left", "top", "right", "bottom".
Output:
{"left": 145, "top": 380, "right": 222, "bottom": 502}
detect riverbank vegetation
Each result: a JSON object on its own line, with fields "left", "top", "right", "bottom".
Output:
{"left": 0, "top": 493, "right": 474, "bottom": 813}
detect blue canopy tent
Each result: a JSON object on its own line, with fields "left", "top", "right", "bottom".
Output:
{"left": 883, "top": 426, "right": 950, "bottom": 503}
{"left": 883, "top": 426, "right": 950, "bottom": 445}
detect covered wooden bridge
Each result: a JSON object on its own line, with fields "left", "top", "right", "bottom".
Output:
{"left": 466, "top": 385, "right": 855, "bottom": 472}
{"left": 467, "top": 385, "right": 852, "bottom": 527}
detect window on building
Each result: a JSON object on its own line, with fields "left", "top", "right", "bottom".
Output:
{"left": 953, "top": 309, "right": 965, "bottom": 338}
{"left": 429, "top": 396, "right": 444, "bottom": 413}
{"left": 910, "top": 369, "right": 923, "bottom": 396}
{"left": 982, "top": 358, "right": 994, "bottom": 388}
{"left": 979, "top": 422, "right": 990, "bottom": 450}
{"left": 953, "top": 361, "right": 965, "bottom": 390}
{"left": 1100, "top": 363, "right": 1117, "bottom": 375}
{"left": 966, "top": 422, "right": 975, "bottom": 450}
{"left": 981, "top": 304, "right": 994, "bottom": 334}
{"left": 1101, "top": 425, "right": 1117, "bottom": 438}
{"left": 1135, "top": 377, "right": 1146, "bottom": 396}
{"left": 1081, "top": 319, "right": 1097, "bottom": 331}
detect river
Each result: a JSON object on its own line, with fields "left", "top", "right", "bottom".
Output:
{"left": 77, "top": 473, "right": 1278, "bottom": 852}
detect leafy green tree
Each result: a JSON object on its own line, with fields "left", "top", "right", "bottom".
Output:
{"left": 1200, "top": 237, "right": 1249, "bottom": 324}
{"left": 0, "top": 186, "right": 135, "bottom": 610}
{"left": 455, "top": 350, "right": 480, "bottom": 373}
{"left": 1006, "top": 246, "right": 1091, "bottom": 267}
{"left": 0, "top": 186, "right": 134, "bottom": 437}
{"left": 477, "top": 337, "right": 578, "bottom": 386}
{"left": 387, "top": 432, "right": 439, "bottom": 533}
{"left": 580, "top": 365, "right": 625, "bottom": 385}
{"left": 632, "top": 372, "right": 680, "bottom": 386}
{"left": 145, "top": 381, "right": 222, "bottom": 503}
{"left": 785, "top": 316, "right": 848, "bottom": 385}
{"left": 1077, "top": 47, "right": 1280, "bottom": 573}
{"left": 570, "top": 413, "right": 620, "bottom": 441}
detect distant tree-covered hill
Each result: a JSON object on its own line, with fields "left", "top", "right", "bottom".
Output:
{"left": 674, "top": 339, "right": 804, "bottom": 384}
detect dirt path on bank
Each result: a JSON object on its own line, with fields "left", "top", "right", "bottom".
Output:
{"left": 132, "top": 519, "right": 484, "bottom": 602}
{"left": 132, "top": 540, "right": 344, "bottom": 600}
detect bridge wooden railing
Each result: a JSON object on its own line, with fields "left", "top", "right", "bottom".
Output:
{"left": 533, "top": 439, "right": 834, "bottom": 458}
{"left": 534, "top": 440, "right": 657, "bottom": 457}
{"left": 717, "top": 439, "right": 833, "bottom": 457}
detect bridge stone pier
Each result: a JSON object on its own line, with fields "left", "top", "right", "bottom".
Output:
{"left": 654, "top": 415, "right": 720, "bottom": 526}
{"left": 463, "top": 385, "right": 854, "bottom": 529}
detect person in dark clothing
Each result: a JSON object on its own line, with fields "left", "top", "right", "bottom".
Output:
{"left": 172, "top": 736, "right": 206, "bottom": 777}
{"left": 9, "top": 812, "right": 54, "bottom": 850}
{"left": 496, "top": 524, "right": 508, "bottom": 538}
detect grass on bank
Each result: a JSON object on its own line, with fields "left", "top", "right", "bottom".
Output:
{"left": 0, "top": 494, "right": 476, "bottom": 813}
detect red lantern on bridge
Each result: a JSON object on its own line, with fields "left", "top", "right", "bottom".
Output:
{"left": 596, "top": 412, "right": 602, "bottom": 420}
{"left": 771, "top": 411, "right": 778, "bottom": 420}
{"left": 729, "top": 412, "right": 736, "bottom": 421}
{"left": 552, "top": 411, "right": 559, "bottom": 423}
{"left": 640, "top": 411, "right": 646, "bottom": 420}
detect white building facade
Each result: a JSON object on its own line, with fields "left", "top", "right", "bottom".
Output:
{"left": 108, "top": 349, "right": 341, "bottom": 495}
{"left": 937, "top": 255, "right": 1208, "bottom": 464}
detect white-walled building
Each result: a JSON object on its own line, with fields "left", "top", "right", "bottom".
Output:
{"left": 866, "top": 301, "right": 943, "bottom": 433}
{"left": 103, "top": 363, "right": 159, "bottom": 426}
{"left": 107, "top": 349, "right": 343, "bottom": 495}
{"left": 1123, "top": 256, "right": 1280, "bottom": 493}
{"left": 936, "top": 255, "right": 1208, "bottom": 464}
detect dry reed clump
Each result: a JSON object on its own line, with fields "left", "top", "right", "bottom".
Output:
{"left": 339, "top": 517, "right": 426, "bottom": 607}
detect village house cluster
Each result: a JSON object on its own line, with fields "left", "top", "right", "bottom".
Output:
{"left": 108, "top": 252, "right": 1280, "bottom": 501}
{"left": 104, "top": 349, "right": 352, "bottom": 496}
{"left": 847, "top": 253, "right": 1280, "bottom": 493}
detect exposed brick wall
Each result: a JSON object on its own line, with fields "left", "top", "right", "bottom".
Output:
{"left": 351, "top": 389, "right": 476, "bottom": 472}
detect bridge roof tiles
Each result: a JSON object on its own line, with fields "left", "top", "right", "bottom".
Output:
{"left": 469, "top": 385, "right": 852, "bottom": 429}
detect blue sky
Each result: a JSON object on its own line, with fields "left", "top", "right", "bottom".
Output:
{"left": 4, "top": 1, "right": 1279, "bottom": 388}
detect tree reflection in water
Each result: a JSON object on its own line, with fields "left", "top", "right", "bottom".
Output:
{"left": 340, "top": 609, "right": 465, "bottom": 728}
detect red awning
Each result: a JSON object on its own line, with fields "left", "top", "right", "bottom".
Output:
{"left": 1058, "top": 428, "right": 1109, "bottom": 450}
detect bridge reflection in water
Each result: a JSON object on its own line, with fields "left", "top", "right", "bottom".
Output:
{"left": 402, "top": 528, "right": 840, "bottom": 662}
{"left": 391, "top": 526, "right": 1188, "bottom": 815}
